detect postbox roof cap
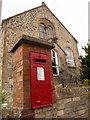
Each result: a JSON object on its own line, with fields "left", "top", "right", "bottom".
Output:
{"left": 10, "top": 34, "right": 55, "bottom": 52}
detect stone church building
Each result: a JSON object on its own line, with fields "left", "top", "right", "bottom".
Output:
{"left": 0, "top": 2, "right": 81, "bottom": 118}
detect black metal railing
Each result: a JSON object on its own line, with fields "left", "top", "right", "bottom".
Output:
{"left": 59, "top": 68, "right": 82, "bottom": 88}
{"left": 55, "top": 65, "right": 82, "bottom": 88}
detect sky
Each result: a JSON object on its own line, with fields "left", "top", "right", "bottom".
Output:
{"left": 88, "top": 1, "right": 90, "bottom": 43}
{"left": 0, "top": 0, "right": 2, "bottom": 20}
{"left": 1, "top": 0, "right": 89, "bottom": 55}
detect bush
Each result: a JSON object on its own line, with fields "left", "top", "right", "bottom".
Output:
{"left": 0, "top": 90, "right": 7, "bottom": 109}
{"left": 78, "top": 79, "right": 90, "bottom": 87}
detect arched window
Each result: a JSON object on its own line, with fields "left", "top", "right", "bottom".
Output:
{"left": 40, "top": 23, "right": 46, "bottom": 39}
{"left": 65, "top": 48, "right": 75, "bottom": 67}
{"left": 51, "top": 50, "right": 60, "bottom": 75}
{"left": 48, "top": 26, "right": 53, "bottom": 38}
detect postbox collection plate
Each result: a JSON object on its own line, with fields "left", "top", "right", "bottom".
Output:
{"left": 30, "top": 51, "right": 52, "bottom": 109}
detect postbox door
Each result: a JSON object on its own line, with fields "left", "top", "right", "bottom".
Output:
{"left": 30, "top": 51, "right": 52, "bottom": 109}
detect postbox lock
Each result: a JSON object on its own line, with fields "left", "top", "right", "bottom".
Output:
{"left": 36, "top": 101, "right": 41, "bottom": 104}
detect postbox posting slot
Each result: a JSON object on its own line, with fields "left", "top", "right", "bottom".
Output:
{"left": 35, "top": 59, "right": 46, "bottom": 63}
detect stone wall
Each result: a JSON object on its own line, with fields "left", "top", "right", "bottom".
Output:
{"left": 56, "top": 86, "right": 89, "bottom": 118}
{"left": 2, "top": 84, "right": 89, "bottom": 118}
{"left": 34, "top": 87, "right": 89, "bottom": 118}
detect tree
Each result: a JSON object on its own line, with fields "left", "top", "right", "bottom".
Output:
{"left": 79, "top": 44, "right": 90, "bottom": 80}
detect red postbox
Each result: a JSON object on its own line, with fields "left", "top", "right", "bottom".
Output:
{"left": 30, "top": 51, "right": 52, "bottom": 109}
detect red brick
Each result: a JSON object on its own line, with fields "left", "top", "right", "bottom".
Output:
{"left": 23, "top": 67, "right": 29, "bottom": 72}
{"left": 14, "top": 82, "right": 23, "bottom": 89}
{"left": 16, "top": 61, "right": 23, "bottom": 68}
{"left": 23, "top": 97, "right": 31, "bottom": 104}
{"left": 23, "top": 91, "right": 30, "bottom": 98}
{"left": 14, "top": 92, "right": 24, "bottom": 98}
{"left": 23, "top": 103, "right": 31, "bottom": 109}
{"left": 23, "top": 75, "right": 30, "bottom": 81}
{"left": 23, "top": 80, "right": 30, "bottom": 86}
{"left": 23, "top": 84, "right": 30, "bottom": 93}
{"left": 17, "top": 66, "right": 23, "bottom": 72}
{"left": 23, "top": 60, "right": 29, "bottom": 66}
{"left": 13, "top": 97, "right": 24, "bottom": 104}
{"left": 23, "top": 50, "right": 29, "bottom": 56}
{"left": 23, "top": 70, "right": 30, "bottom": 75}
{"left": 23, "top": 45, "right": 29, "bottom": 51}
{"left": 13, "top": 103, "right": 23, "bottom": 108}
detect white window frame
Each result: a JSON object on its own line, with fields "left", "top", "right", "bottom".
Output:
{"left": 51, "top": 50, "right": 60, "bottom": 76}
{"left": 48, "top": 25, "right": 53, "bottom": 38}
{"left": 65, "top": 48, "right": 75, "bottom": 67}
{"left": 40, "top": 23, "right": 46, "bottom": 39}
